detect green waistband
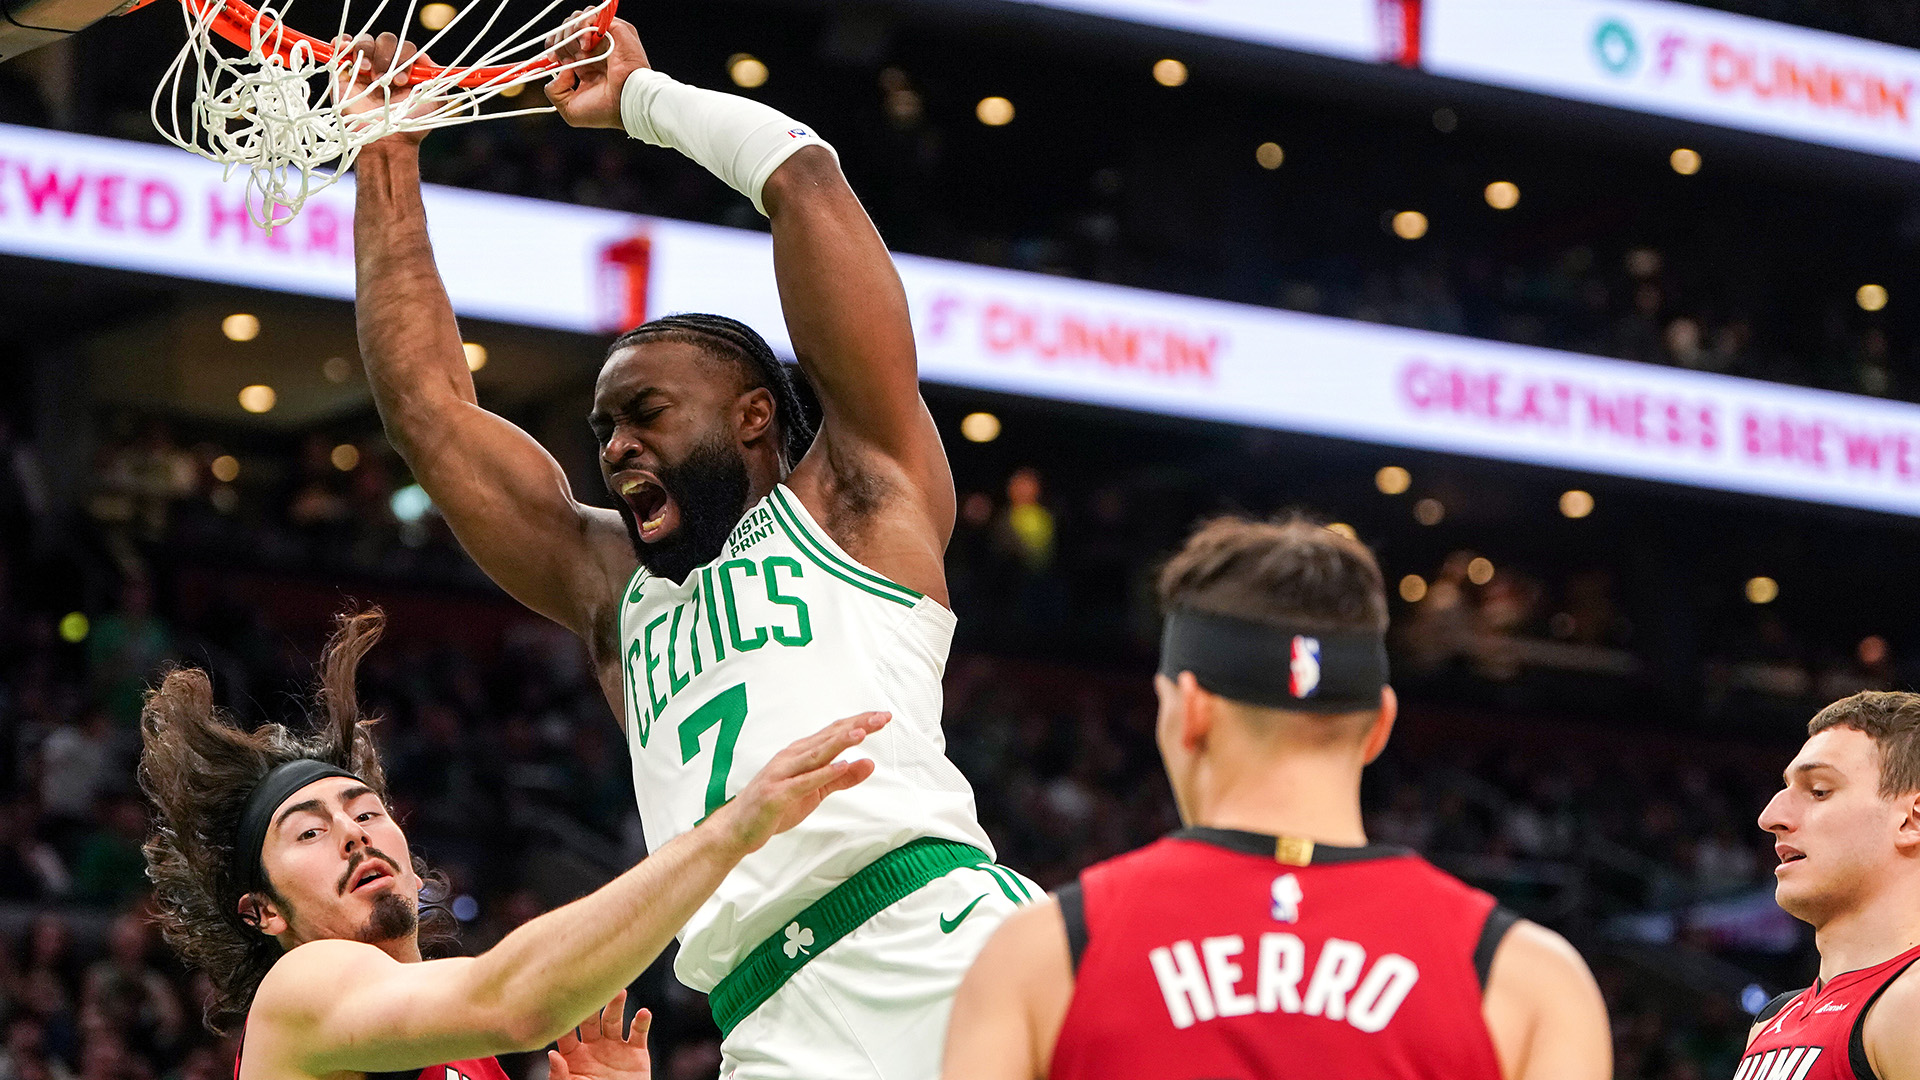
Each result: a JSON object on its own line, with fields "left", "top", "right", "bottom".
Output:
{"left": 708, "top": 838, "right": 988, "bottom": 1036}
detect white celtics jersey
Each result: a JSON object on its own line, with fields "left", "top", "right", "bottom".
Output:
{"left": 617, "top": 483, "right": 994, "bottom": 991}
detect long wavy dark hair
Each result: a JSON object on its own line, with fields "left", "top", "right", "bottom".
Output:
{"left": 138, "top": 608, "right": 456, "bottom": 1035}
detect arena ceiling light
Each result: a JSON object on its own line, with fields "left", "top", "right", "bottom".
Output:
{"left": 728, "top": 54, "right": 769, "bottom": 89}
{"left": 1255, "top": 142, "right": 1284, "bottom": 170}
{"left": 463, "top": 342, "right": 489, "bottom": 371}
{"left": 1484, "top": 181, "right": 1519, "bottom": 210}
{"left": 1399, "top": 574, "right": 1428, "bottom": 602}
{"left": 1374, "top": 466, "right": 1411, "bottom": 495}
{"left": 960, "top": 412, "right": 1001, "bottom": 442}
{"left": 1391, "top": 210, "right": 1429, "bottom": 240}
{"left": 211, "top": 454, "right": 240, "bottom": 482}
{"left": 237, "top": 385, "right": 277, "bottom": 414}
{"left": 976, "top": 97, "right": 1015, "bottom": 126}
{"left": 1670, "top": 148, "right": 1702, "bottom": 175}
{"left": 1858, "top": 284, "right": 1889, "bottom": 312}
{"left": 1746, "top": 576, "right": 1780, "bottom": 604}
{"left": 331, "top": 444, "right": 361, "bottom": 471}
{"left": 1413, "top": 497, "right": 1444, "bottom": 525}
{"left": 419, "top": 2, "right": 456, "bottom": 31}
{"left": 222, "top": 313, "right": 260, "bottom": 342}
{"left": 1467, "top": 557, "right": 1495, "bottom": 585}
{"left": 1152, "top": 59, "right": 1188, "bottom": 87}
{"left": 1559, "top": 490, "right": 1595, "bottom": 519}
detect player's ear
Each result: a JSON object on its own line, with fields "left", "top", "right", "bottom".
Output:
{"left": 1896, "top": 790, "right": 1920, "bottom": 853}
{"left": 736, "top": 386, "right": 776, "bottom": 445}
{"left": 240, "top": 891, "right": 291, "bottom": 939}
{"left": 1360, "top": 686, "right": 1398, "bottom": 765}
{"left": 1176, "top": 671, "right": 1215, "bottom": 751}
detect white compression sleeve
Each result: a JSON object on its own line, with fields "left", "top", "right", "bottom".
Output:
{"left": 619, "top": 68, "right": 837, "bottom": 217}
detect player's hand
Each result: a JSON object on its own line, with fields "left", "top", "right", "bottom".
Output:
{"left": 332, "top": 32, "right": 435, "bottom": 145}
{"left": 707, "top": 711, "right": 890, "bottom": 856}
{"left": 544, "top": 14, "right": 650, "bottom": 130}
{"left": 549, "top": 991, "right": 650, "bottom": 1080}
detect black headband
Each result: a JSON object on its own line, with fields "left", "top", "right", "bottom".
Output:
{"left": 233, "top": 759, "right": 362, "bottom": 897}
{"left": 1159, "top": 609, "right": 1388, "bottom": 713}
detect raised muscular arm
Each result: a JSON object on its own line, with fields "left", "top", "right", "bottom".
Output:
{"left": 350, "top": 44, "right": 633, "bottom": 648}
{"left": 763, "top": 150, "right": 955, "bottom": 600}
{"left": 247, "top": 712, "right": 887, "bottom": 1077}
{"left": 546, "top": 20, "right": 954, "bottom": 601}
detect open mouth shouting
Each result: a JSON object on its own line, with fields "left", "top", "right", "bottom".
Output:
{"left": 343, "top": 858, "right": 397, "bottom": 895}
{"left": 615, "top": 471, "right": 679, "bottom": 543}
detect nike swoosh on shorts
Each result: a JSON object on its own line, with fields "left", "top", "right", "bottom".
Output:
{"left": 940, "top": 894, "right": 989, "bottom": 933}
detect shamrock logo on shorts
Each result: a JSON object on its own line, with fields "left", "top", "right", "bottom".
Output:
{"left": 783, "top": 922, "right": 815, "bottom": 959}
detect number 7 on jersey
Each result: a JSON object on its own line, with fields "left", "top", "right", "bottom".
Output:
{"left": 680, "top": 683, "right": 749, "bottom": 818}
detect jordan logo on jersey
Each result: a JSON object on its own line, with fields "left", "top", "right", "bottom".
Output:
{"left": 1731, "top": 1046, "right": 1822, "bottom": 1080}
{"left": 1270, "top": 874, "right": 1303, "bottom": 923}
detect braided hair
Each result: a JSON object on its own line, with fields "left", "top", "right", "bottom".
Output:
{"left": 608, "top": 313, "right": 818, "bottom": 468}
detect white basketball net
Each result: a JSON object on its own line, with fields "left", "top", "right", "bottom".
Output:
{"left": 152, "top": 0, "right": 614, "bottom": 230}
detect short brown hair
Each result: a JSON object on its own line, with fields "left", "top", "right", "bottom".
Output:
{"left": 1809, "top": 691, "right": 1920, "bottom": 798}
{"left": 1158, "top": 515, "right": 1389, "bottom": 634}
{"left": 139, "top": 609, "right": 451, "bottom": 1035}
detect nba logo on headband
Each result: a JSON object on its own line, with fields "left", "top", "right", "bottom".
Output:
{"left": 1289, "top": 636, "right": 1321, "bottom": 699}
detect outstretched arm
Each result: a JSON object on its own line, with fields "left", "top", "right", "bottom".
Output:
{"left": 349, "top": 37, "right": 633, "bottom": 646}
{"left": 251, "top": 712, "right": 889, "bottom": 1076}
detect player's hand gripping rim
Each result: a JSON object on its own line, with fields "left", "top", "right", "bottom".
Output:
{"left": 706, "top": 711, "right": 890, "bottom": 857}
{"left": 543, "top": 12, "right": 650, "bottom": 130}
{"left": 549, "top": 989, "right": 651, "bottom": 1080}
{"left": 331, "top": 32, "right": 437, "bottom": 143}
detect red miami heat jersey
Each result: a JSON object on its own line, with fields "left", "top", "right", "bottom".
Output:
{"left": 1050, "top": 827, "right": 1514, "bottom": 1080}
{"left": 1735, "top": 942, "right": 1920, "bottom": 1080}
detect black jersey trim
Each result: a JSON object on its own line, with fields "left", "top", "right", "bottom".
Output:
{"left": 1169, "top": 826, "right": 1412, "bottom": 864}
{"left": 1056, "top": 880, "right": 1088, "bottom": 976}
{"left": 1472, "top": 906, "right": 1521, "bottom": 993}
{"left": 1851, "top": 956, "right": 1920, "bottom": 1080}
{"left": 1755, "top": 988, "right": 1805, "bottom": 1026}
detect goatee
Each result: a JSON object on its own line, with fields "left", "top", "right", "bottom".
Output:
{"left": 620, "top": 435, "right": 751, "bottom": 584}
{"left": 360, "top": 891, "right": 418, "bottom": 943}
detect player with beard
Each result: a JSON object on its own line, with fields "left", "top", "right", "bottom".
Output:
{"left": 138, "top": 608, "right": 889, "bottom": 1080}
{"left": 1737, "top": 692, "right": 1920, "bottom": 1080}
{"left": 346, "top": 17, "right": 1028, "bottom": 1079}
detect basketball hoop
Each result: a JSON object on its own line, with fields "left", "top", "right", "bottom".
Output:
{"left": 150, "top": 0, "right": 616, "bottom": 229}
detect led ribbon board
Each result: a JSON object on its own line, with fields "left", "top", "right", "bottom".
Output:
{"left": 7, "top": 122, "right": 1920, "bottom": 515}
{"left": 1422, "top": 0, "right": 1920, "bottom": 164}
{"left": 931, "top": 0, "right": 1920, "bottom": 163}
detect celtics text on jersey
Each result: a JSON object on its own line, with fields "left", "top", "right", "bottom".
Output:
{"left": 617, "top": 484, "right": 994, "bottom": 992}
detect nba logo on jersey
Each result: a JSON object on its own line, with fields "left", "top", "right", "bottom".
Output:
{"left": 1270, "top": 873, "right": 1303, "bottom": 922}
{"left": 1289, "top": 636, "right": 1321, "bottom": 699}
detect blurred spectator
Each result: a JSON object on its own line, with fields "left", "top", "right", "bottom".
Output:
{"left": 0, "top": 802, "right": 69, "bottom": 900}
{"left": 80, "top": 915, "right": 183, "bottom": 1066}
{"left": 68, "top": 796, "right": 149, "bottom": 905}
{"left": 37, "top": 712, "right": 111, "bottom": 848}
{"left": 85, "top": 582, "right": 175, "bottom": 732}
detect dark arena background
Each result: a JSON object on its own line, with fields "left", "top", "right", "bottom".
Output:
{"left": 8, "top": 0, "right": 1920, "bottom": 1076}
